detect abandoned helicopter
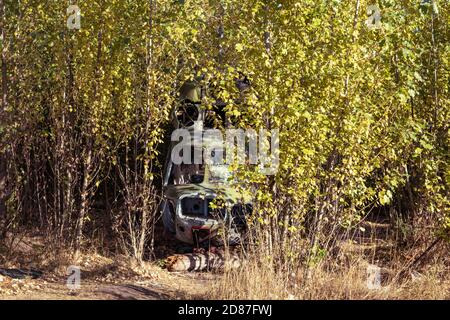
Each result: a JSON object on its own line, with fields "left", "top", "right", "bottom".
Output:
{"left": 160, "top": 77, "right": 253, "bottom": 246}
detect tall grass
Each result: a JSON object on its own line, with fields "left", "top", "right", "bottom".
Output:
{"left": 209, "top": 220, "right": 450, "bottom": 300}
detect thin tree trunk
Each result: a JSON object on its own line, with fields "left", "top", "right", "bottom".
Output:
{"left": 430, "top": 7, "right": 439, "bottom": 126}
{"left": 138, "top": 0, "right": 155, "bottom": 261}
{"left": 75, "top": 147, "right": 92, "bottom": 258}
{"left": 0, "top": 0, "right": 8, "bottom": 234}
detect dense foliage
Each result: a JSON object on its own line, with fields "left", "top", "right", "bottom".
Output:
{"left": 0, "top": 0, "right": 448, "bottom": 261}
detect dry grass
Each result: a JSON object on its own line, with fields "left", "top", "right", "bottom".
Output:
{"left": 1, "top": 230, "right": 448, "bottom": 300}
{"left": 208, "top": 245, "right": 450, "bottom": 300}
{"left": 0, "top": 232, "right": 172, "bottom": 281}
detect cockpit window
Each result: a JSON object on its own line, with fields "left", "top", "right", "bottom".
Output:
{"left": 181, "top": 197, "right": 205, "bottom": 217}
{"left": 168, "top": 145, "right": 205, "bottom": 185}
{"left": 180, "top": 197, "right": 226, "bottom": 219}
{"left": 175, "top": 102, "right": 200, "bottom": 127}
{"left": 170, "top": 163, "right": 205, "bottom": 185}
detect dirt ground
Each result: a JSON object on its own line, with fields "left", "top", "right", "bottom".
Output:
{"left": 0, "top": 256, "right": 219, "bottom": 300}
{"left": 0, "top": 232, "right": 219, "bottom": 300}
{"left": 0, "top": 270, "right": 216, "bottom": 300}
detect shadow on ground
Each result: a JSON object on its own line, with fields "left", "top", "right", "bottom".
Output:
{"left": 98, "top": 284, "right": 173, "bottom": 300}
{"left": 0, "top": 268, "right": 43, "bottom": 279}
